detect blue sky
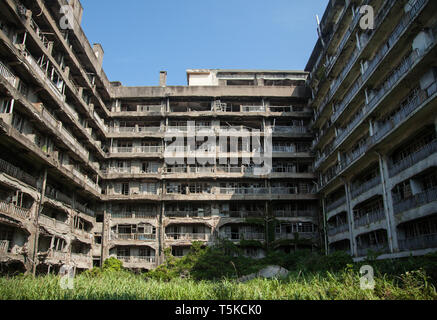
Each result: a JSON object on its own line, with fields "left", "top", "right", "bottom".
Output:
{"left": 80, "top": 0, "right": 328, "bottom": 86}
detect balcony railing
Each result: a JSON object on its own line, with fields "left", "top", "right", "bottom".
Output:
{"left": 354, "top": 208, "right": 386, "bottom": 228}
{"left": 328, "top": 224, "right": 349, "bottom": 237}
{"left": 273, "top": 210, "right": 316, "bottom": 218}
{"left": 110, "top": 146, "right": 163, "bottom": 153}
{"left": 29, "top": 17, "right": 49, "bottom": 49}
{"left": 0, "top": 158, "right": 38, "bottom": 187}
{"left": 357, "top": 243, "right": 389, "bottom": 257}
{"left": 165, "top": 233, "right": 211, "bottom": 241}
{"left": 39, "top": 214, "right": 70, "bottom": 232}
{"left": 0, "top": 200, "right": 31, "bottom": 220}
{"left": 223, "top": 211, "right": 264, "bottom": 218}
{"left": 351, "top": 176, "right": 381, "bottom": 199}
{"left": 275, "top": 232, "right": 316, "bottom": 240}
{"left": 47, "top": 250, "right": 68, "bottom": 261}
{"left": 0, "top": 240, "right": 9, "bottom": 253}
{"left": 393, "top": 187, "right": 437, "bottom": 215}
{"left": 326, "top": 196, "right": 346, "bottom": 212}
{"left": 117, "top": 256, "right": 156, "bottom": 264}
{"left": 389, "top": 140, "right": 437, "bottom": 177}
{"left": 272, "top": 126, "right": 308, "bottom": 134}
{"left": 110, "top": 211, "right": 157, "bottom": 219}
{"left": 219, "top": 187, "right": 269, "bottom": 195}
{"left": 241, "top": 105, "right": 265, "bottom": 112}
{"left": 71, "top": 252, "right": 91, "bottom": 264}
{"left": 399, "top": 233, "right": 437, "bottom": 251}
{"left": 219, "top": 232, "right": 265, "bottom": 241}
{"left": 113, "top": 234, "right": 156, "bottom": 241}
{"left": 0, "top": 60, "right": 17, "bottom": 87}
{"left": 166, "top": 211, "right": 212, "bottom": 218}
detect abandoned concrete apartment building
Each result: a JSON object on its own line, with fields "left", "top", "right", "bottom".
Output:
{"left": 0, "top": 0, "right": 435, "bottom": 274}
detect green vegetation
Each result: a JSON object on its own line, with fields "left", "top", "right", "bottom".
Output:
{"left": 0, "top": 243, "right": 436, "bottom": 300}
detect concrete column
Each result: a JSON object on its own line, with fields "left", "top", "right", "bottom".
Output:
{"left": 377, "top": 153, "right": 399, "bottom": 253}
{"left": 321, "top": 197, "right": 329, "bottom": 255}
{"left": 344, "top": 180, "right": 357, "bottom": 257}
{"left": 369, "top": 119, "right": 374, "bottom": 136}
{"left": 158, "top": 202, "right": 165, "bottom": 265}
{"left": 32, "top": 168, "right": 48, "bottom": 276}
{"left": 434, "top": 116, "right": 437, "bottom": 134}
{"left": 47, "top": 42, "right": 54, "bottom": 56}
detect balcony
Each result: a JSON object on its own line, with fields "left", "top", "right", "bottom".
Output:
{"left": 274, "top": 210, "right": 316, "bottom": 218}
{"left": 356, "top": 243, "right": 390, "bottom": 257}
{"left": 166, "top": 211, "right": 212, "bottom": 218}
{"left": 272, "top": 126, "right": 308, "bottom": 134}
{"left": 0, "top": 240, "right": 9, "bottom": 254}
{"left": 111, "top": 211, "right": 157, "bottom": 219}
{"left": 46, "top": 250, "right": 68, "bottom": 261}
{"left": 0, "top": 60, "right": 17, "bottom": 87}
{"left": 326, "top": 196, "right": 346, "bottom": 212}
{"left": 219, "top": 232, "right": 265, "bottom": 241}
{"left": 70, "top": 252, "right": 91, "bottom": 264}
{"left": 110, "top": 146, "right": 163, "bottom": 154}
{"left": 351, "top": 176, "right": 381, "bottom": 199}
{"left": 165, "top": 233, "right": 211, "bottom": 241}
{"left": 220, "top": 187, "right": 269, "bottom": 195}
{"left": 0, "top": 158, "right": 38, "bottom": 187}
{"left": 45, "top": 189, "right": 73, "bottom": 207}
{"left": 275, "top": 232, "right": 316, "bottom": 240}
{"left": 113, "top": 234, "right": 156, "bottom": 241}
{"left": 398, "top": 233, "right": 437, "bottom": 251}
{"left": 117, "top": 256, "right": 156, "bottom": 264}
{"left": 389, "top": 140, "right": 437, "bottom": 177}
{"left": 393, "top": 187, "right": 437, "bottom": 215}
{"left": 223, "top": 211, "right": 264, "bottom": 218}
{"left": 38, "top": 214, "right": 70, "bottom": 232}
{"left": 354, "top": 208, "right": 386, "bottom": 228}
{"left": 241, "top": 105, "right": 265, "bottom": 112}
{"left": 0, "top": 200, "right": 31, "bottom": 220}
{"left": 328, "top": 224, "right": 349, "bottom": 237}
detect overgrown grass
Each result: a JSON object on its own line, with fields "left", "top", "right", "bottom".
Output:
{"left": 0, "top": 268, "right": 435, "bottom": 300}
{"left": 1, "top": 243, "right": 436, "bottom": 300}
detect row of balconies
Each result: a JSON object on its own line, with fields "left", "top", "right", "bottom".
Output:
{"left": 319, "top": 71, "right": 437, "bottom": 190}
{"left": 107, "top": 125, "right": 309, "bottom": 136}
{"left": 115, "top": 103, "right": 310, "bottom": 115}
{"left": 109, "top": 209, "right": 316, "bottom": 219}
{"left": 315, "top": 39, "right": 431, "bottom": 165}
{"left": 313, "top": 0, "right": 416, "bottom": 127}
{"left": 108, "top": 145, "right": 311, "bottom": 155}
{"left": 14, "top": 0, "right": 110, "bottom": 120}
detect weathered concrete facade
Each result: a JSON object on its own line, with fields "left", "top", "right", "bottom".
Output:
{"left": 1, "top": 0, "right": 436, "bottom": 274}
{"left": 307, "top": 0, "right": 437, "bottom": 260}
{"left": 0, "top": 0, "right": 319, "bottom": 273}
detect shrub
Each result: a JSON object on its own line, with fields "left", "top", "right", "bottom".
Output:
{"left": 102, "top": 257, "right": 123, "bottom": 272}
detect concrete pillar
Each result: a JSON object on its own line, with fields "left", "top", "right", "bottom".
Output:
{"left": 47, "top": 42, "right": 54, "bottom": 56}
{"left": 321, "top": 197, "right": 329, "bottom": 255}
{"left": 377, "top": 153, "right": 399, "bottom": 253}
{"left": 32, "top": 168, "right": 47, "bottom": 276}
{"left": 369, "top": 119, "right": 374, "bottom": 136}
{"left": 344, "top": 180, "right": 357, "bottom": 257}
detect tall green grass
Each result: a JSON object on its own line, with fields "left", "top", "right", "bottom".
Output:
{"left": 0, "top": 269, "right": 435, "bottom": 300}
